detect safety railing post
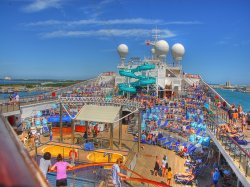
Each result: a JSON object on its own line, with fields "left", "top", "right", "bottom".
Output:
{"left": 35, "top": 144, "right": 38, "bottom": 163}
{"left": 239, "top": 152, "right": 242, "bottom": 169}
{"left": 233, "top": 144, "right": 236, "bottom": 160}
{"left": 245, "top": 159, "right": 248, "bottom": 177}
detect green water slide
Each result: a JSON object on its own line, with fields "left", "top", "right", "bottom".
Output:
{"left": 118, "top": 63, "right": 156, "bottom": 93}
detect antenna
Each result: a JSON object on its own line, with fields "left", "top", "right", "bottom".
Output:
{"left": 152, "top": 27, "right": 160, "bottom": 42}
{"left": 145, "top": 27, "right": 161, "bottom": 46}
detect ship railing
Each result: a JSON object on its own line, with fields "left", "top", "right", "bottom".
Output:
{"left": 34, "top": 140, "right": 170, "bottom": 186}
{"left": 0, "top": 77, "right": 99, "bottom": 107}
{"left": 197, "top": 76, "right": 250, "bottom": 184}
{"left": 0, "top": 114, "right": 50, "bottom": 186}
{"left": 183, "top": 73, "right": 200, "bottom": 79}
{"left": 166, "top": 63, "right": 182, "bottom": 69}
{"left": 206, "top": 113, "right": 250, "bottom": 183}
{"left": 124, "top": 142, "right": 138, "bottom": 177}
{"left": 0, "top": 101, "right": 20, "bottom": 113}
{"left": 199, "top": 75, "right": 231, "bottom": 108}
{"left": 47, "top": 162, "right": 170, "bottom": 187}
{"left": 59, "top": 87, "right": 114, "bottom": 98}
{"left": 19, "top": 95, "right": 58, "bottom": 105}
{"left": 0, "top": 77, "right": 108, "bottom": 113}
{"left": 0, "top": 95, "right": 58, "bottom": 114}
{"left": 48, "top": 77, "right": 99, "bottom": 96}
{"left": 60, "top": 96, "right": 144, "bottom": 109}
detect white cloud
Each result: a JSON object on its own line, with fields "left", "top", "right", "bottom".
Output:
{"left": 216, "top": 39, "right": 250, "bottom": 47}
{"left": 81, "top": 0, "right": 114, "bottom": 18}
{"left": 41, "top": 29, "right": 176, "bottom": 39}
{"left": 26, "top": 20, "right": 64, "bottom": 26}
{"left": 22, "top": 0, "right": 62, "bottom": 13}
{"left": 164, "top": 21, "right": 202, "bottom": 25}
{"left": 26, "top": 18, "right": 201, "bottom": 27}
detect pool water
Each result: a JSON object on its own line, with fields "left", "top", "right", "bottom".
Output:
{"left": 87, "top": 151, "right": 125, "bottom": 163}
{"left": 42, "top": 145, "right": 76, "bottom": 158}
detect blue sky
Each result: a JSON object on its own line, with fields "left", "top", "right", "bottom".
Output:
{"left": 0, "top": 0, "right": 250, "bottom": 84}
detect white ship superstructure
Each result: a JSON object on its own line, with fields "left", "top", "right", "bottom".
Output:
{"left": 114, "top": 30, "right": 200, "bottom": 98}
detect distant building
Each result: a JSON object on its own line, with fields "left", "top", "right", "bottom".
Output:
{"left": 225, "top": 81, "right": 231, "bottom": 88}
{"left": 4, "top": 76, "right": 12, "bottom": 80}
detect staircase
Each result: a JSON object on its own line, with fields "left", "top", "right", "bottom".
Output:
{"left": 103, "top": 169, "right": 115, "bottom": 187}
{"left": 127, "top": 118, "right": 137, "bottom": 135}
{"left": 184, "top": 77, "right": 200, "bottom": 86}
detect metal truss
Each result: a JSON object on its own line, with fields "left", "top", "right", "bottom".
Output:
{"left": 59, "top": 96, "right": 144, "bottom": 110}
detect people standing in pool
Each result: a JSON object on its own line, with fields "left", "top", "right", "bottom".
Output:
{"left": 51, "top": 154, "right": 74, "bottom": 187}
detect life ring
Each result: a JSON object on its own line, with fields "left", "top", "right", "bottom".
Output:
{"left": 69, "top": 150, "right": 78, "bottom": 159}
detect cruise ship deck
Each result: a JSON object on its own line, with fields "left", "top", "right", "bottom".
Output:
{"left": 1, "top": 78, "right": 250, "bottom": 187}
{"left": 1, "top": 39, "right": 250, "bottom": 187}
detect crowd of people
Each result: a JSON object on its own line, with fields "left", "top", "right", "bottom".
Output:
{"left": 39, "top": 151, "right": 129, "bottom": 187}
{"left": 14, "top": 78, "right": 249, "bottom": 186}
{"left": 129, "top": 83, "right": 242, "bottom": 186}
{"left": 8, "top": 92, "right": 19, "bottom": 104}
{"left": 39, "top": 152, "right": 74, "bottom": 187}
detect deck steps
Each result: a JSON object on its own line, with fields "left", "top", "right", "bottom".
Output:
{"left": 127, "top": 123, "right": 138, "bottom": 135}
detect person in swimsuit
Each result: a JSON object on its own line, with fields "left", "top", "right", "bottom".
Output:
{"left": 166, "top": 167, "right": 173, "bottom": 185}
{"left": 153, "top": 156, "right": 160, "bottom": 176}
{"left": 51, "top": 154, "right": 74, "bottom": 187}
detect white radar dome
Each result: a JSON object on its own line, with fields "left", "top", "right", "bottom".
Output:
{"left": 155, "top": 40, "right": 169, "bottom": 56}
{"left": 117, "top": 44, "right": 128, "bottom": 58}
{"left": 172, "top": 43, "right": 185, "bottom": 61}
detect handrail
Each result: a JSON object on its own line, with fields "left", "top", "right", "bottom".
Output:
{"left": 206, "top": 112, "right": 250, "bottom": 183}
{"left": 206, "top": 104, "right": 250, "bottom": 159}
{"left": 199, "top": 75, "right": 231, "bottom": 107}
{"left": 0, "top": 77, "right": 99, "bottom": 104}
{"left": 125, "top": 177, "right": 171, "bottom": 187}
{"left": 120, "top": 165, "right": 145, "bottom": 179}
{"left": 48, "top": 162, "right": 144, "bottom": 176}
{"left": 0, "top": 114, "right": 50, "bottom": 187}
{"left": 60, "top": 96, "right": 144, "bottom": 108}
{"left": 228, "top": 135, "right": 250, "bottom": 158}
{"left": 49, "top": 162, "right": 171, "bottom": 187}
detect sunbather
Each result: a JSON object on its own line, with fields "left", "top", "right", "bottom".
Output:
{"left": 175, "top": 174, "right": 195, "bottom": 181}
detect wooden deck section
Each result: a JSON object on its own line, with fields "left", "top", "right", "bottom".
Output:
{"left": 21, "top": 109, "right": 250, "bottom": 186}
{"left": 110, "top": 125, "right": 212, "bottom": 187}
{"left": 32, "top": 125, "right": 198, "bottom": 186}
{"left": 102, "top": 125, "right": 186, "bottom": 185}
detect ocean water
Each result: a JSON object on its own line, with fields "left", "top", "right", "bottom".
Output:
{"left": 0, "top": 79, "right": 46, "bottom": 85}
{"left": 0, "top": 91, "right": 47, "bottom": 100}
{"left": 215, "top": 88, "right": 250, "bottom": 112}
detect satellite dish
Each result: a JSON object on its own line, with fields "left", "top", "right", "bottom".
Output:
{"left": 172, "top": 43, "right": 185, "bottom": 61}
{"left": 117, "top": 44, "right": 128, "bottom": 58}
{"left": 155, "top": 40, "right": 169, "bottom": 56}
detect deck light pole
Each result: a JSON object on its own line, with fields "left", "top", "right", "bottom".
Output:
{"left": 59, "top": 102, "right": 63, "bottom": 142}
